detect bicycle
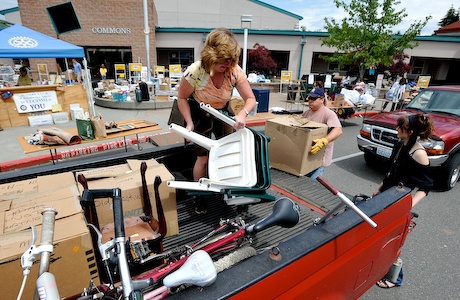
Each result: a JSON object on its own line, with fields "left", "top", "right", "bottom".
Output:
{"left": 17, "top": 207, "right": 59, "bottom": 300}
{"left": 75, "top": 189, "right": 300, "bottom": 300}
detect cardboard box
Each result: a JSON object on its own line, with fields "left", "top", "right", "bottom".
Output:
{"left": 266, "top": 116, "right": 328, "bottom": 176}
{"left": 0, "top": 214, "right": 98, "bottom": 300}
{"left": 0, "top": 172, "right": 99, "bottom": 299}
{"left": 70, "top": 104, "right": 83, "bottom": 120}
{"left": 75, "top": 159, "right": 179, "bottom": 238}
{"left": 156, "top": 95, "right": 169, "bottom": 101}
{"left": 334, "top": 95, "right": 345, "bottom": 106}
{"left": 28, "top": 114, "right": 53, "bottom": 127}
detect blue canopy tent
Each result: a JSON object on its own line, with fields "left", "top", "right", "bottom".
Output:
{"left": 0, "top": 24, "right": 95, "bottom": 114}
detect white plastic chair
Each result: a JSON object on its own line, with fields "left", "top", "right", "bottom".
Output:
{"left": 167, "top": 103, "right": 257, "bottom": 193}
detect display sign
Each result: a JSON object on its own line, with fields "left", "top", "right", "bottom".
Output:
{"left": 376, "top": 74, "right": 384, "bottom": 89}
{"left": 169, "top": 64, "right": 181, "bottom": 77}
{"left": 324, "top": 75, "right": 332, "bottom": 88}
{"left": 114, "top": 64, "right": 126, "bottom": 81}
{"left": 13, "top": 91, "right": 58, "bottom": 113}
{"left": 37, "top": 64, "right": 48, "bottom": 82}
{"left": 129, "top": 63, "right": 142, "bottom": 72}
{"left": 417, "top": 76, "right": 431, "bottom": 89}
{"left": 281, "top": 71, "right": 292, "bottom": 83}
{"left": 155, "top": 66, "right": 165, "bottom": 72}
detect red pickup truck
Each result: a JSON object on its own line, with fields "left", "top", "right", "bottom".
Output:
{"left": 357, "top": 85, "right": 460, "bottom": 190}
{"left": 1, "top": 138, "right": 414, "bottom": 299}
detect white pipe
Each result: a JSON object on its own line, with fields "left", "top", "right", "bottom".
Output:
{"left": 242, "top": 27, "right": 248, "bottom": 74}
{"left": 143, "top": 0, "right": 151, "bottom": 82}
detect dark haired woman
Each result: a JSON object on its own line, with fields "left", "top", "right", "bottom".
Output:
{"left": 373, "top": 112, "right": 434, "bottom": 288}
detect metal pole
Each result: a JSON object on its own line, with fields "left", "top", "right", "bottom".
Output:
{"left": 242, "top": 27, "right": 248, "bottom": 74}
{"left": 298, "top": 43, "right": 305, "bottom": 80}
{"left": 143, "top": 0, "right": 151, "bottom": 82}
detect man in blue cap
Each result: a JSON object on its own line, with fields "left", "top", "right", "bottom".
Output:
{"left": 301, "top": 87, "right": 343, "bottom": 179}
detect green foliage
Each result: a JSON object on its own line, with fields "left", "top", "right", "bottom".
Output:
{"left": 438, "top": 5, "right": 459, "bottom": 27}
{"left": 321, "top": 0, "right": 431, "bottom": 77}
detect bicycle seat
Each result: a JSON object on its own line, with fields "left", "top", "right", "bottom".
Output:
{"left": 246, "top": 197, "right": 300, "bottom": 235}
{"left": 162, "top": 250, "right": 217, "bottom": 288}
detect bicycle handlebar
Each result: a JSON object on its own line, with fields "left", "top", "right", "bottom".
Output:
{"left": 316, "top": 176, "right": 377, "bottom": 228}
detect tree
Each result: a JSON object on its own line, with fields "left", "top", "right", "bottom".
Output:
{"left": 247, "top": 43, "right": 277, "bottom": 76}
{"left": 321, "top": 0, "right": 431, "bottom": 78}
{"left": 380, "top": 53, "right": 413, "bottom": 80}
{"left": 438, "top": 5, "right": 459, "bottom": 27}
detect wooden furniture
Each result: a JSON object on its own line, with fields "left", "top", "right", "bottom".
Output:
{"left": 17, "top": 119, "right": 161, "bottom": 163}
{"left": 0, "top": 84, "right": 89, "bottom": 128}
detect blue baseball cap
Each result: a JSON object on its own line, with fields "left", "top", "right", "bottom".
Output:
{"left": 308, "top": 88, "right": 325, "bottom": 98}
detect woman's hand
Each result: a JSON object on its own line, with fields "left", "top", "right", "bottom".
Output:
{"left": 186, "top": 121, "right": 194, "bottom": 133}
{"left": 233, "top": 111, "right": 247, "bottom": 130}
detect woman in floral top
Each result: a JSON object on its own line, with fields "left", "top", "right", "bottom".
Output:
{"left": 177, "top": 28, "right": 257, "bottom": 184}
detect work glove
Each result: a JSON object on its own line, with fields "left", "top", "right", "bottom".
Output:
{"left": 311, "top": 138, "right": 328, "bottom": 155}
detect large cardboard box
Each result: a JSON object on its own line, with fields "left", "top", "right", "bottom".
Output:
{"left": 0, "top": 173, "right": 99, "bottom": 300}
{"left": 266, "top": 116, "right": 328, "bottom": 176}
{"left": 75, "top": 159, "right": 179, "bottom": 238}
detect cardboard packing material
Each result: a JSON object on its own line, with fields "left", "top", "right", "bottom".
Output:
{"left": 156, "top": 95, "right": 169, "bottom": 101}
{"left": 230, "top": 96, "right": 245, "bottom": 115}
{"left": 265, "top": 116, "right": 328, "bottom": 176}
{"left": 334, "top": 94, "right": 345, "bottom": 106}
{"left": 0, "top": 172, "right": 99, "bottom": 300}
{"left": 75, "top": 159, "right": 178, "bottom": 239}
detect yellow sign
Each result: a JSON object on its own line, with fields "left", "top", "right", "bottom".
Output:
{"left": 129, "top": 63, "right": 142, "bottom": 72}
{"left": 417, "top": 76, "right": 431, "bottom": 89}
{"left": 37, "top": 64, "right": 48, "bottom": 74}
{"left": 169, "top": 64, "right": 181, "bottom": 73}
{"left": 281, "top": 71, "right": 292, "bottom": 83}
{"left": 115, "top": 64, "right": 125, "bottom": 71}
{"left": 155, "top": 66, "right": 165, "bottom": 72}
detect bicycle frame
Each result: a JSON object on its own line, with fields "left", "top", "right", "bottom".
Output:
{"left": 18, "top": 207, "right": 59, "bottom": 300}
{"left": 70, "top": 196, "right": 300, "bottom": 300}
{"left": 135, "top": 197, "right": 300, "bottom": 284}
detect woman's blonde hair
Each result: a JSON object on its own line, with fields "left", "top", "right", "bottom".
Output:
{"left": 200, "top": 28, "right": 241, "bottom": 75}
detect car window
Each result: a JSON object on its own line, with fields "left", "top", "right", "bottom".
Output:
{"left": 407, "top": 90, "right": 460, "bottom": 117}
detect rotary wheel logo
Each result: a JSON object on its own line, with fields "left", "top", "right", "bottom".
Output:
{"left": 8, "top": 36, "right": 39, "bottom": 48}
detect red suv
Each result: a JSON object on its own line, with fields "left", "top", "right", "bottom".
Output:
{"left": 357, "top": 86, "right": 460, "bottom": 190}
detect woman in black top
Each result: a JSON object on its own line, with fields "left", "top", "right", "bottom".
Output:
{"left": 373, "top": 112, "right": 434, "bottom": 288}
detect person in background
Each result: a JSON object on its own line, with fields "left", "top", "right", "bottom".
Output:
{"left": 301, "top": 87, "right": 342, "bottom": 179}
{"left": 72, "top": 58, "right": 82, "bottom": 84}
{"left": 373, "top": 112, "right": 433, "bottom": 289}
{"left": 382, "top": 77, "right": 407, "bottom": 111}
{"left": 177, "top": 28, "right": 257, "bottom": 213}
{"left": 99, "top": 64, "right": 107, "bottom": 80}
{"left": 353, "top": 77, "right": 366, "bottom": 93}
{"left": 16, "top": 66, "right": 32, "bottom": 86}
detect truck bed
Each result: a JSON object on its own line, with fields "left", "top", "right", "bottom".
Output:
{"left": 0, "top": 142, "right": 413, "bottom": 299}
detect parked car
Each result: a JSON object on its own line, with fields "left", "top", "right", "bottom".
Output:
{"left": 357, "top": 85, "right": 460, "bottom": 190}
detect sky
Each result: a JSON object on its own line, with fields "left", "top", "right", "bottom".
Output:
{"left": 262, "top": 0, "right": 458, "bottom": 36}
{"left": 0, "top": 0, "right": 17, "bottom": 11}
